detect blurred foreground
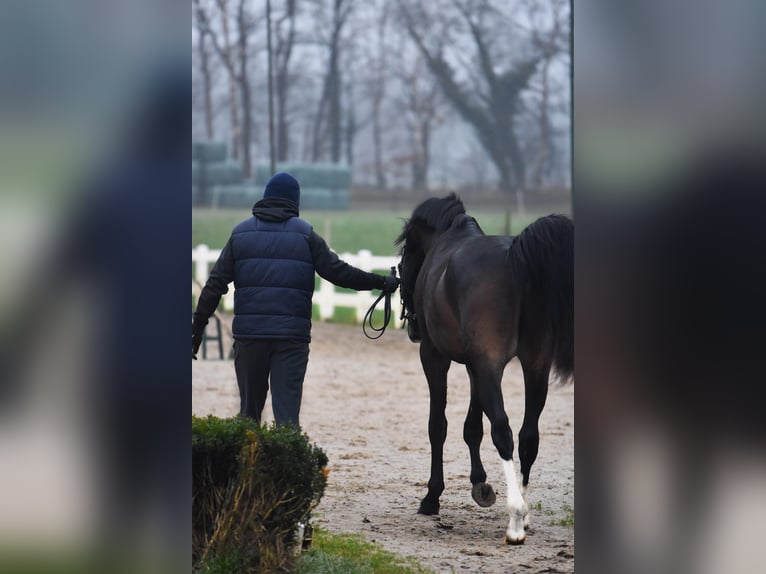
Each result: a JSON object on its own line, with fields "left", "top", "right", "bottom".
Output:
{"left": 0, "top": 1, "right": 189, "bottom": 572}
{"left": 576, "top": 1, "right": 766, "bottom": 573}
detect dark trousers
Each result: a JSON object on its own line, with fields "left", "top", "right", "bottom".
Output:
{"left": 233, "top": 338, "right": 309, "bottom": 427}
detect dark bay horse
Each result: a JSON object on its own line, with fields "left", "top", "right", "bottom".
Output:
{"left": 396, "top": 194, "right": 573, "bottom": 544}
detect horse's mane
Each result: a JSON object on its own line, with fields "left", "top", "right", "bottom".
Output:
{"left": 395, "top": 193, "right": 467, "bottom": 251}
{"left": 395, "top": 193, "right": 476, "bottom": 318}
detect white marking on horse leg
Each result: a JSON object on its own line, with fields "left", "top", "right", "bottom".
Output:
{"left": 502, "top": 458, "right": 527, "bottom": 544}
{"left": 522, "top": 484, "right": 531, "bottom": 528}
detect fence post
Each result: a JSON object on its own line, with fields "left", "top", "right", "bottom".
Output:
{"left": 193, "top": 244, "right": 212, "bottom": 285}
{"left": 317, "top": 277, "right": 335, "bottom": 321}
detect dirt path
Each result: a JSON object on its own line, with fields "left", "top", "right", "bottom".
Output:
{"left": 192, "top": 319, "right": 574, "bottom": 573}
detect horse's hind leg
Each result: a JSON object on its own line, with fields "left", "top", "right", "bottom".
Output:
{"left": 518, "top": 361, "right": 551, "bottom": 529}
{"left": 418, "top": 341, "right": 451, "bottom": 515}
{"left": 464, "top": 375, "right": 496, "bottom": 507}
{"left": 472, "top": 364, "right": 527, "bottom": 544}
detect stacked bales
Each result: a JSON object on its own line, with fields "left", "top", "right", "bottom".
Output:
{"left": 192, "top": 141, "right": 227, "bottom": 163}
{"left": 253, "top": 163, "right": 351, "bottom": 210}
{"left": 192, "top": 141, "right": 260, "bottom": 208}
{"left": 192, "top": 143, "right": 352, "bottom": 210}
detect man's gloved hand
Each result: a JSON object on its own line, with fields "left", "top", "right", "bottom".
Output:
{"left": 192, "top": 314, "right": 207, "bottom": 360}
{"left": 382, "top": 274, "right": 400, "bottom": 293}
{"left": 192, "top": 331, "right": 203, "bottom": 360}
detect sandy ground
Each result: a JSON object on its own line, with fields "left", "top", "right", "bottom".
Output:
{"left": 192, "top": 318, "right": 574, "bottom": 573}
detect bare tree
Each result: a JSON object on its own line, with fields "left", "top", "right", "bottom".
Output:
{"left": 368, "top": 0, "right": 389, "bottom": 188}
{"left": 312, "top": 0, "right": 353, "bottom": 163}
{"left": 193, "top": 4, "right": 215, "bottom": 140}
{"left": 342, "top": 53, "right": 364, "bottom": 167}
{"left": 520, "top": 0, "right": 569, "bottom": 190}
{"left": 196, "top": 0, "right": 240, "bottom": 160}
{"left": 194, "top": 0, "right": 256, "bottom": 176}
{"left": 274, "top": 0, "right": 298, "bottom": 162}
{"left": 394, "top": 53, "right": 446, "bottom": 191}
{"left": 398, "top": 0, "right": 542, "bottom": 206}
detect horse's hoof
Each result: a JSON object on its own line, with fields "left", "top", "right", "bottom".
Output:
{"left": 417, "top": 498, "right": 440, "bottom": 515}
{"left": 504, "top": 533, "right": 526, "bottom": 545}
{"left": 471, "top": 483, "right": 497, "bottom": 507}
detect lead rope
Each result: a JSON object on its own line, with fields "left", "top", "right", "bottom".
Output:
{"left": 362, "top": 266, "right": 397, "bottom": 339}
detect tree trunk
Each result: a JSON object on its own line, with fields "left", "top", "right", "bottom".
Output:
{"left": 372, "top": 92, "right": 386, "bottom": 189}
{"left": 197, "top": 32, "right": 214, "bottom": 140}
{"left": 531, "top": 57, "right": 552, "bottom": 190}
{"left": 412, "top": 120, "right": 431, "bottom": 191}
{"left": 275, "top": 0, "right": 296, "bottom": 162}
{"left": 311, "top": 89, "right": 328, "bottom": 161}
{"left": 328, "top": 57, "right": 342, "bottom": 163}
{"left": 219, "top": 0, "right": 240, "bottom": 160}
{"left": 276, "top": 68, "right": 289, "bottom": 162}
{"left": 313, "top": 0, "right": 351, "bottom": 164}
{"left": 236, "top": 0, "right": 252, "bottom": 177}
{"left": 344, "top": 79, "right": 356, "bottom": 166}
{"left": 240, "top": 79, "right": 252, "bottom": 177}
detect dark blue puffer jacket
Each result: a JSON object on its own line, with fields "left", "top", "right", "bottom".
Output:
{"left": 229, "top": 215, "right": 314, "bottom": 341}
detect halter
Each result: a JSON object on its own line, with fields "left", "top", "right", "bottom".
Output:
{"left": 397, "top": 262, "right": 417, "bottom": 330}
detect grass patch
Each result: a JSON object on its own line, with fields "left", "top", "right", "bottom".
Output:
{"left": 192, "top": 208, "right": 564, "bottom": 253}
{"left": 192, "top": 206, "right": 569, "bottom": 325}
{"left": 551, "top": 503, "right": 574, "bottom": 528}
{"left": 297, "top": 527, "right": 433, "bottom": 574}
{"left": 531, "top": 501, "right": 555, "bottom": 516}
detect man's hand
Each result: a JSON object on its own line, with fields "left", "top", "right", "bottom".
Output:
{"left": 192, "top": 331, "right": 203, "bottom": 360}
{"left": 382, "top": 274, "right": 400, "bottom": 293}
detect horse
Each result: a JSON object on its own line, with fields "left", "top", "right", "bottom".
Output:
{"left": 395, "top": 193, "right": 573, "bottom": 544}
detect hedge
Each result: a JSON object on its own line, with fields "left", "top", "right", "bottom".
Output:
{"left": 192, "top": 415, "right": 328, "bottom": 574}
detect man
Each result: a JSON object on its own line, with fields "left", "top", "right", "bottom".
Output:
{"left": 192, "top": 172, "right": 399, "bottom": 427}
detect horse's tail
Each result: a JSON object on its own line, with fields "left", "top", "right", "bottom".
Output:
{"left": 510, "top": 214, "right": 574, "bottom": 381}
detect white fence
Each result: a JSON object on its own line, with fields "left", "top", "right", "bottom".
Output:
{"left": 192, "top": 244, "right": 403, "bottom": 328}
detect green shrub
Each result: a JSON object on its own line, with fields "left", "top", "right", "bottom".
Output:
{"left": 192, "top": 415, "right": 328, "bottom": 573}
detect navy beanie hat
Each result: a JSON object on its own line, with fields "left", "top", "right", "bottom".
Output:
{"left": 263, "top": 172, "right": 300, "bottom": 205}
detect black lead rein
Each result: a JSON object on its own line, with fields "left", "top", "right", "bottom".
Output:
{"left": 362, "top": 266, "right": 397, "bottom": 339}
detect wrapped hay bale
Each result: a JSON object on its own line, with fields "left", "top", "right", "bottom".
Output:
{"left": 209, "top": 185, "right": 263, "bottom": 209}
{"left": 205, "top": 161, "right": 244, "bottom": 186}
{"left": 253, "top": 163, "right": 351, "bottom": 210}
{"left": 192, "top": 140, "right": 227, "bottom": 163}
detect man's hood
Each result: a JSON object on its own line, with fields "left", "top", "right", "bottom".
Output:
{"left": 251, "top": 197, "right": 299, "bottom": 222}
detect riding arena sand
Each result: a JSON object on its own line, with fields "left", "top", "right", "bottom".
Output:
{"left": 192, "top": 318, "right": 574, "bottom": 573}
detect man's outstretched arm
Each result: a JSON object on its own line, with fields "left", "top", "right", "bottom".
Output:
{"left": 309, "top": 231, "right": 397, "bottom": 292}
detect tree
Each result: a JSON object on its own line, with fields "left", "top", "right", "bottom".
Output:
{"left": 370, "top": 0, "right": 390, "bottom": 188}
{"left": 393, "top": 52, "right": 446, "bottom": 191}
{"left": 195, "top": 0, "right": 256, "bottom": 176}
{"left": 311, "top": 0, "right": 353, "bottom": 163}
{"left": 397, "top": 0, "right": 542, "bottom": 206}
{"left": 273, "top": 0, "right": 298, "bottom": 162}
{"left": 519, "top": 0, "right": 569, "bottom": 190}
{"left": 193, "top": 3, "right": 215, "bottom": 140}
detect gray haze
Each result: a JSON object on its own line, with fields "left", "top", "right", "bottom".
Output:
{"left": 192, "top": 0, "right": 571, "bottom": 194}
